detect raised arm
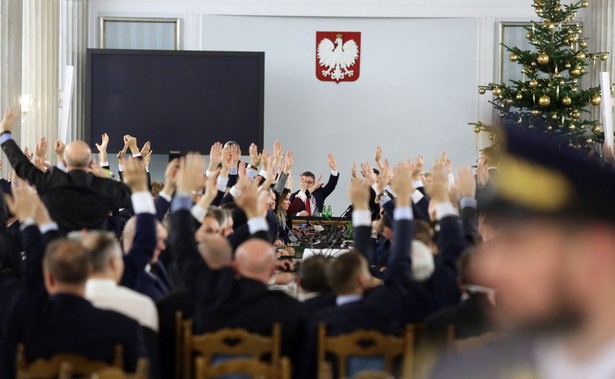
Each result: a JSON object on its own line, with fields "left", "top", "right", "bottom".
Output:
{"left": 349, "top": 177, "right": 374, "bottom": 264}
{"left": 319, "top": 153, "right": 340, "bottom": 199}
{"left": 0, "top": 108, "right": 46, "bottom": 189}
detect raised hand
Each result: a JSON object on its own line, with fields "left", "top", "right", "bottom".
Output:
{"left": 5, "top": 180, "right": 38, "bottom": 222}
{"left": 389, "top": 162, "right": 415, "bottom": 207}
{"left": 0, "top": 107, "right": 18, "bottom": 133}
{"left": 283, "top": 150, "right": 295, "bottom": 174}
{"left": 208, "top": 142, "right": 223, "bottom": 172}
{"left": 123, "top": 135, "right": 139, "bottom": 155}
{"left": 428, "top": 161, "right": 449, "bottom": 204}
{"left": 360, "top": 162, "right": 378, "bottom": 185}
{"left": 90, "top": 161, "right": 108, "bottom": 178}
{"left": 377, "top": 161, "right": 391, "bottom": 194}
{"left": 230, "top": 144, "right": 241, "bottom": 167}
{"left": 35, "top": 137, "right": 48, "bottom": 160}
{"left": 351, "top": 162, "right": 358, "bottom": 179}
{"left": 375, "top": 145, "right": 384, "bottom": 171}
{"left": 249, "top": 143, "right": 261, "bottom": 168}
{"left": 235, "top": 174, "right": 263, "bottom": 218}
{"left": 348, "top": 177, "right": 370, "bottom": 210}
{"left": 176, "top": 153, "right": 205, "bottom": 194}
{"left": 273, "top": 140, "right": 284, "bottom": 161}
{"left": 457, "top": 166, "right": 476, "bottom": 199}
{"left": 221, "top": 145, "right": 233, "bottom": 176}
{"left": 122, "top": 158, "right": 148, "bottom": 192}
{"left": 55, "top": 140, "right": 66, "bottom": 160}
{"left": 95, "top": 133, "right": 109, "bottom": 154}
{"left": 261, "top": 149, "right": 271, "bottom": 171}
{"left": 308, "top": 174, "right": 323, "bottom": 194}
{"left": 198, "top": 169, "right": 220, "bottom": 209}
{"left": 23, "top": 146, "right": 33, "bottom": 161}
{"left": 163, "top": 159, "right": 179, "bottom": 194}
{"left": 413, "top": 156, "right": 424, "bottom": 180}
{"left": 327, "top": 153, "right": 337, "bottom": 172}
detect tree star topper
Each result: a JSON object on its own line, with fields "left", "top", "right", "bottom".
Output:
{"left": 316, "top": 31, "right": 361, "bottom": 83}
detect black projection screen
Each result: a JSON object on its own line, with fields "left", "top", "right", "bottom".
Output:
{"left": 85, "top": 49, "right": 264, "bottom": 152}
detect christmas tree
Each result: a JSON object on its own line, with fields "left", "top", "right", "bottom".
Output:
{"left": 472, "top": 0, "right": 609, "bottom": 149}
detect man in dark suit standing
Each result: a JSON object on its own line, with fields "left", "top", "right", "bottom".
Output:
{"left": 169, "top": 153, "right": 305, "bottom": 364}
{"left": 0, "top": 108, "right": 132, "bottom": 233}
{"left": 290, "top": 154, "right": 339, "bottom": 216}
{"left": 1, "top": 182, "right": 145, "bottom": 377}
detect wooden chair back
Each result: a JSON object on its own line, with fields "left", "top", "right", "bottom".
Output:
{"left": 16, "top": 343, "right": 124, "bottom": 379}
{"left": 182, "top": 320, "right": 281, "bottom": 379}
{"left": 194, "top": 356, "right": 291, "bottom": 379}
{"left": 351, "top": 371, "right": 395, "bottom": 379}
{"left": 90, "top": 358, "right": 148, "bottom": 379}
{"left": 317, "top": 323, "right": 417, "bottom": 379}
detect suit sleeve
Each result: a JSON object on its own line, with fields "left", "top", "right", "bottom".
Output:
{"left": 1, "top": 139, "right": 47, "bottom": 191}
{"left": 273, "top": 172, "right": 288, "bottom": 195}
{"left": 22, "top": 225, "right": 47, "bottom": 295}
{"left": 353, "top": 225, "right": 374, "bottom": 265}
{"left": 169, "top": 208, "right": 209, "bottom": 293}
{"left": 227, "top": 223, "right": 270, "bottom": 252}
{"left": 319, "top": 173, "right": 339, "bottom": 200}
{"left": 154, "top": 196, "right": 171, "bottom": 222}
{"left": 432, "top": 215, "right": 466, "bottom": 306}
{"left": 120, "top": 213, "right": 157, "bottom": 289}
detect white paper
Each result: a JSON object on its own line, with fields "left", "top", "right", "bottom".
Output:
{"left": 600, "top": 72, "right": 614, "bottom": 151}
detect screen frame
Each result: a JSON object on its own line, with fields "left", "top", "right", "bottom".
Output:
{"left": 85, "top": 48, "right": 265, "bottom": 153}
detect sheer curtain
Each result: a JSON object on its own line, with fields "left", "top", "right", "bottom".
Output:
{"left": 581, "top": 0, "right": 615, "bottom": 123}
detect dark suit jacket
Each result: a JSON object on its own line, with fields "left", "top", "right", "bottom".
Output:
{"left": 0, "top": 191, "right": 21, "bottom": 277}
{"left": 302, "top": 218, "right": 414, "bottom": 378}
{"left": 1, "top": 139, "right": 132, "bottom": 233}
{"left": 169, "top": 208, "right": 306, "bottom": 362}
{"left": 2, "top": 225, "right": 144, "bottom": 377}
{"left": 423, "top": 293, "right": 493, "bottom": 349}
{"left": 302, "top": 292, "right": 336, "bottom": 314}
{"left": 121, "top": 213, "right": 173, "bottom": 301}
{"left": 290, "top": 173, "right": 340, "bottom": 214}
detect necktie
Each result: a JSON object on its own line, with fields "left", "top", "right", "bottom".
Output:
{"left": 305, "top": 195, "right": 311, "bottom": 216}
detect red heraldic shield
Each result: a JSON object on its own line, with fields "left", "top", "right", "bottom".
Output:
{"left": 316, "top": 31, "right": 361, "bottom": 83}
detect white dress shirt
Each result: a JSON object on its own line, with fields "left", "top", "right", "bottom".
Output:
{"left": 535, "top": 337, "right": 615, "bottom": 379}
{"left": 85, "top": 279, "right": 159, "bottom": 332}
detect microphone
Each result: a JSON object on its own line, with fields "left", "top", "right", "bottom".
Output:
{"left": 340, "top": 204, "right": 352, "bottom": 218}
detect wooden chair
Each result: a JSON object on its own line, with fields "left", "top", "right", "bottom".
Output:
{"left": 90, "top": 359, "right": 149, "bottom": 379}
{"left": 351, "top": 371, "right": 395, "bottom": 379}
{"left": 182, "top": 320, "right": 282, "bottom": 379}
{"left": 317, "top": 324, "right": 417, "bottom": 379}
{"left": 16, "top": 344, "right": 124, "bottom": 379}
{"left": 194, "top": 356, "right": 291, "bottom": 379}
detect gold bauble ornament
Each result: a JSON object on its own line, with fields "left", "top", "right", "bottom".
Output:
{"left": 473, "top": 125, "right": 481, "bottom": 133}
{"left": 537, "top": 53, "right": 550, "bottom": 65}
{"left": 601, "top": 53, "right": 609, "bottom": 61}
{"left": 592, "top": 125, "right": 602, "bottom": 134}
{"left": 576, "top": 52, "right": 586, "bottom": 61}
{"left": 570, "top": 68, "right": 581, "bottom": 76}
{"left": 506, "top": 99, "right": 514, "bottom": 105}
{"left": 492, "top": 87, "right": 502, "bottom": 96}
{"left": 572, "top": 110, "right": 581, "bottom": 119}
{"left": 562, "top": 96, "right": 572, "bottom": 106}
{"left": 539, "top": 95, "right": 551, "bottom": 107}
{"left": 478, "top": 88, "right": 486, "bottom": 95}
{"left": 580, "top": 41, "right": 588, "bottom": 48}
{"left": 572, "top": 86, "right": 578, "bottom": 92}
{"left": 529, "top": 79, "right": 539, "bottom": 88}
{"left": 531, "top": 62, "right": 537, "bottom": 67}
{"left": 572, "top": 78, "right": 578, "bottom": 84}
{"left": 569, "top": 124, "right": 576, "bottom": 130}
{"left": 582, "top": 0, "right": 589, "bottom": 7}
{"left": 587, "top": 138, "right": 594, "bottom": 144}
{"left": 516, "top": 93, "right": 523, "bottom": 100}
{"left": 535, "top": 7, "right": 543, "bottom": 14}
{"left": 531, "top": 109, "right": 540, "bottom": 116}
{"left": 565, "top": 62, "right": 572, "bottom": 69}
{"left": 590, "top": 95, "right": 602, "bottom": 106}
{"left": 509, "top": 53, "right": 519, "bottom": 62}
{"left": 527, "top": 32, "right": 533, "bottom": 39}
{"left": 552, "top": 113, "right": 559, "bottom": 120}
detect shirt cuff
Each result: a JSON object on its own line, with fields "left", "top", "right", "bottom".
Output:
{"left": 20, "top": 217, "right": 35, "bottom": 230}
{"left": 411, "top": 189, "right": 424, "bottom": 204}
{"left": 385, "top": 185, "right": 396, "bottom": 198}
{"left": 393, "top": 207, "right": 414, "bottom": 221}
{"left": 296, "top": 191, "right": 307, "bottom": 202}
{"left": 217, "top": 176, "right": 229, "bottom": 192}
{"left": 0, "top": 132, "right": 13, "bottom": 144}
{"left": 460, "top": 197, "right": 477, "bottom": 209}
{"left": 191, "top": 204, "right": 207, "bottom": 223}
{"left": 100, "top": 161, "right": 109, "bottom": 167}
{"left": 56, "top": 161, "right": 68, "bottom": 173}
{"left": 159, "top": 191, "right": 172, "bottom": 202}
{"left": 171, "top": 195, "right": 192, "bottom": 212}
{"left": 352, "top": 210, "right": 371, "bottom": 227}
{"left": 412, "top": 180, "right": 424, "bottom": 189}
{"left": 258, "top": 170, "right": 268, "bottom": 180}
{"left": 331, "top": 170, "right": 339, "bottom": 176}
{"left": 435, "top": 202, "right": 459, "bottom": 220}
{"left": 132, "top": 153, "right": 142, "bottom": 158}
{"left": 39, "top": 222, "right": 59, "bottom": 234}
{"left": 229, "top": 167, "right": 238, "bottom": 175}
{"left": 131, "top": 191, "right": 156, "bottom": 214}
{"left": 229, "top": 186, "right": 241, "bottom": 198}
{"left": 248, "top": 217, "right": 269, "bottom": 234}
{"left": 371, "top": 183, "right": 379, "bottom": 193}
{"left": 247, "top": 167, "right": 258, "bottom": 180}
{"left": 118, "top": 164, "right": 125, "bottom": 172}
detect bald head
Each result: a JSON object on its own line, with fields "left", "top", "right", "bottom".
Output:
{"left": 234, "top": 239, "right": 276, "bottom": 284}
{"left": 198, "top": 236, "right": 232, "bottom": 270}
{"left": 63, "top": 140, "right": 92, "bottom": 170}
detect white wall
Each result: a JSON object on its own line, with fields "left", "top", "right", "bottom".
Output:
{"left": 89, "top": 0, "right": 538, "bottom": 213}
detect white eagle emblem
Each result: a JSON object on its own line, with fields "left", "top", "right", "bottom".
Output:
{"left": 317, "top": 34, "right": 359, "bottom": 81}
